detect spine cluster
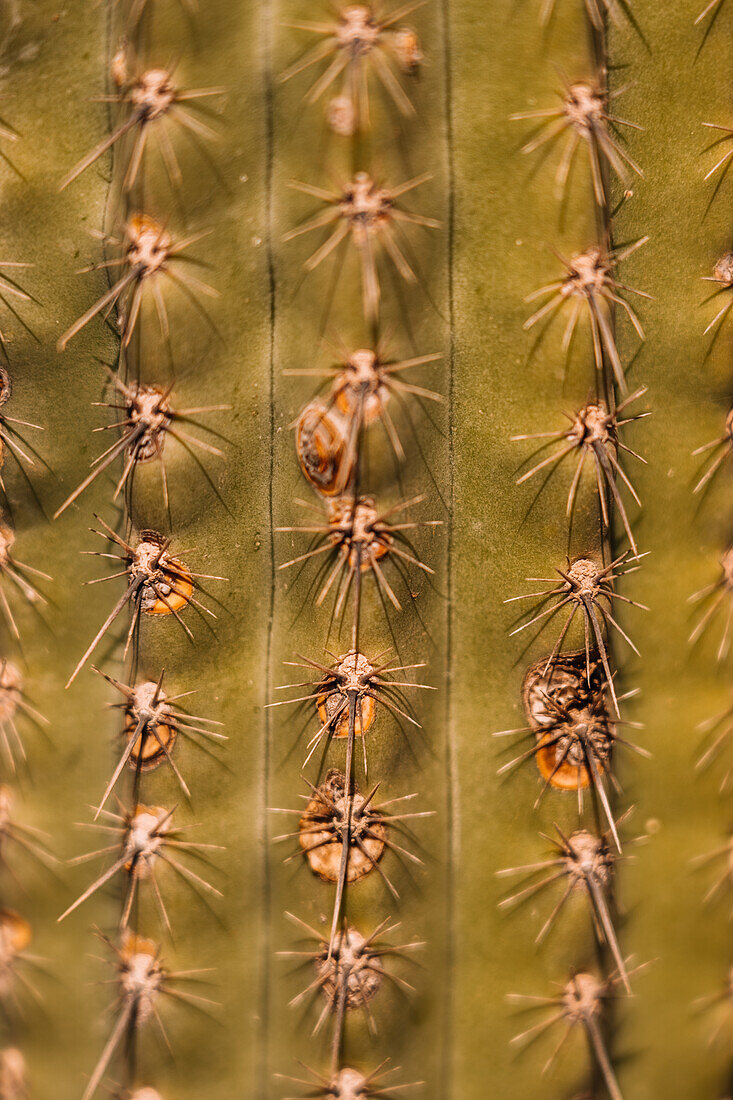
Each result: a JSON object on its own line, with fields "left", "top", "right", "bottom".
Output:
{"left": 502, "top": 8, "right": 649, "bottom": 1098}
{"left": 273, "top": 3, "right": 442, "bottom": 1094}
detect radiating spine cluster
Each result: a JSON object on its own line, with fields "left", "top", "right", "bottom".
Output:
{"left": 502, "top": 6, "right": 649, "bottom": 1097}
{"left": 55, "top": 3, "right": 226, "bottom": 1097}
{"left": 273, "top": 2, "right": 442, "bottom": 1093}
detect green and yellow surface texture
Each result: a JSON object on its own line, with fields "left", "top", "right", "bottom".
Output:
{"left": 0, "top": 1, "right": 729, "bottom": 1098}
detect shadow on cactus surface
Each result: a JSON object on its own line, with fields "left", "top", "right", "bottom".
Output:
{"left": 0, "top": 1, "right": 727, "bottom": 1099}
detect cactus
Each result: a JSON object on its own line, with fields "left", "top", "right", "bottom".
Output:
{"left": 0, "top": 0, "right": 731, "bottom": 1098}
